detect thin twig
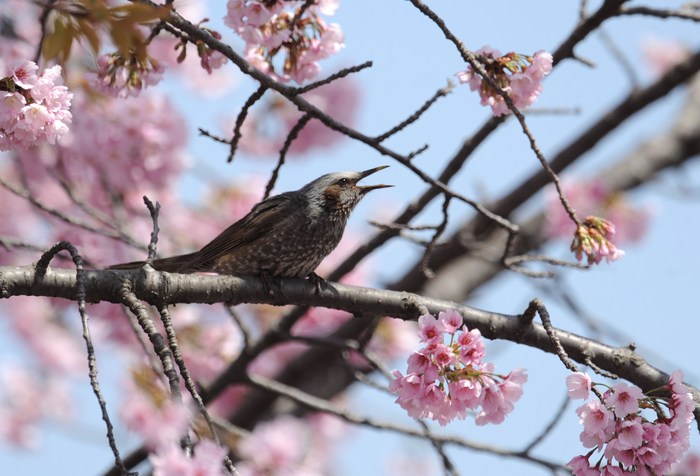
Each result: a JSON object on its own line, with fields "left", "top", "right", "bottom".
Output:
{"left": 155, "top": 304, "right": 233, "bottom": 469}
{"left": 293, "top": 61, "right": 373, "bottom": 95}
{"left": 143, "top": 196, "right": 161, "bottom": 264}
{"left": 504, "top": 254, "right": 589, "bottom": 277}
{"left": 598, "top": 27, "right": 639, "bottom": 88}
{"left": 521, "top": 299, "right": 604, "bottom": 401}
{"left": 120, "top": 285, "right": 183, "bottom": 402}
{"left": 520, "top": 299, "right": 578, "bottom": 373}
{"left": 228, "top": 85, "right": 267, "bottom": 163}
{"left": 35, "top": 241, "right": 129, "bottom": 475}
{"left": 521, "top": 393, "right": 570, "bottom": 453}
{"left": 0, "top": 176, "right": 146, "bottom": 248}
{"left": 619, "top": 5, "right": 700, "bottom": 21}
{"left": 416, "top": 419, "right": 460, "bottom": 476}
{"left": 375, "top": 81, "right": 455, "bottom": 143}
{"left": 226, "top": 304, "right": 253, "bottom": 350}
{"left": 579, "top": 0, "right": 589, "bottom": 21}
{"left": 198, "top": 128, "right": 230, "bottom": 144}
{"left": 421, "top": 195, "right": 451, "bottom": 278}
{"left": 264, "top": 113, "right": 313, "bottom": 200}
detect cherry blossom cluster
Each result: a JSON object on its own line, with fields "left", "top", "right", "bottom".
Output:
{"left": 390, "top": 311, "right": 527, "bottom": 426}
{"left": 89, "top": 51, "right": 165, "bottom": 97}
{"left": 570, "top": 216, "right": 625, "bottom": 265}
{"left": 0, "top": 364, "right": 72, "bottom": 448}
{"left": 152, "top": 441, "right": 229, "bottom": 476}
{"left": 236, "top": 414, "right": 343, "bottom": 475}
{"left": 0, "top": 61, "right": 72, "bottom": 150}
{"left": 546, "top": 179, "right": 651, "bottom": 245}
{"left": 120, "top": 367, "right": 230, "bottom": 476}
{"left": 566, "top": 371, "right": 695, "bottom": 475}
{"left": 456, "top": 46, "right": 552, "bottom": 116}
{"left": 224, "top": 0, "right": 344, "bottom": 84}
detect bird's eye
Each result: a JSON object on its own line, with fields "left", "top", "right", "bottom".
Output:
{"left": 337, "top": 178, "right": 350, "bottom": 186}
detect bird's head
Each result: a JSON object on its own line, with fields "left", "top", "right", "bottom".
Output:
{"left": 302, "top": 166, "right": 392, "bottom": 217}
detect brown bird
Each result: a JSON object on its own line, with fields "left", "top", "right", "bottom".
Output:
{"left": 109, "top": 166, "right": 391, "bottom": 281}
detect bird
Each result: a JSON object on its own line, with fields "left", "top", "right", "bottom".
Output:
{"left": 109, "top": 166, "right": 391, "bottom": 282}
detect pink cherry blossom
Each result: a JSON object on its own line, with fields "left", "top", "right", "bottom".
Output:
{"left": 151, "top": 440, "right": 228, "bottom": 476}
{"left": 606, "top": 382, "right": 644, "bottom": 417}
{"left": 237, "top": 415, "right": 334, "bottom": 475}
{"left": 438, "top": 309, "right": 463, "bottom": 334}
{"left": 391, "top": 310, "right": 526, "bottom": 426}
{"left": 5, "top": 297, "right": 85, "bottom": 374}
{"left": 456, "top": 326, "right": 485, "bottom": 365}
{"left": 0, "top": 61, "right": 73, "bottom": 150}
{"left": 224, "top": 0, "right": 344, "bottom": 84}
{"left": 577, "top": 400, "right": 615, "bottom": 447}
{"left": 146, "top": 1, "right": 235, "bottom": 98}
{"left": 120, "top": 383, "right": 191, "bottom": 449}
{"left": 671, "top": 452, "right": 700, "bottom": 475}
{"left": 456, "top": 46, "right": 552, "bottom": 116}
{"left": 89, "top": 51, "right": 164, "bottom": 98}
{"left": 570, "top": 216, "right": 625, "bottom": 265}
{"left": 566, "top": 372, "right": 592, "bottom": 400}
{"left": 546, "top": 179, "right": 652, "bottom": 244}
{"left": 11, "top": 61, "right": 38, "bottom": 89}
{"left": 568, "top": 372, "right": 695, "bottom": 474}
{"left": 614, "top": 418, "right": 644, "bottom": 450}
{"left": 568, "top": 454, "right": 598, "bottom": 476}
{"left": 418, "top": 313, "right": 443, "bottom": 343}
{"left": 0, "top": 365, "right": 72, "bottom": 448}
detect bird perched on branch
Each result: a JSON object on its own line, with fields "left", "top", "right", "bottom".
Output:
{"left": 109, "top": 166, "right": 391, "bottom": 283}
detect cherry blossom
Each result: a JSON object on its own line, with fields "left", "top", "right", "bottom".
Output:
{"left": 570, "top": 216, "right": 625, "bottom": 265}
{"left": 567, "top": 372, "right": 592, "bottom": 400}
{"left": 224, "top": 0, "right": 345, "bottom": 84}
{"left": 120, "top": 382, "right": 191, "bottom": 449}
{"left": 546, "top": 179, "right": 651, "bottom": 244}
{"left": 567, "top": 371, "right": 695, "bottom": 475}
{"left": 390, "top": 310, "right": 527, "bottom": 426}
{"left": 151, "top": 440, "right": 229, "bottom": 476}
{"left": 237, "top": 415, "right": 340, "bottom": 475}
{"left": 0, "top": 365, "right": 72, "bottom": 448}
{"left": 456, "top": 46, "right": 552, "bottom": 116}
{"left": 0, "top": 61, "right": 73, "bottom": 150}
{"left": 89, "top": 52, "right": 164, "bottom": 98}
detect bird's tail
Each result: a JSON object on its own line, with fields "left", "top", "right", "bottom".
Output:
{"left": 107, "top": 252, "right": 198, "bottom": 273}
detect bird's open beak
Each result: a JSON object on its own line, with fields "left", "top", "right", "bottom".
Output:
{"left": 358, "top": 165, "right": 392, "bottom": 192}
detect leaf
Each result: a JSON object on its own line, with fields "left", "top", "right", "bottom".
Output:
{"left": 76, "top": 18, "right": 102, "bottom": 55}
{"left": 110, "top": 4, "right": 171, "bottom": 23}
{"left": 42, "top": 16, "right": 70, "bottom": 62}
{"left": 59, "top": 23, "right": 78, "bottom": 63}
{"left": 109, "top": 21, "right": 134, "bottom": 55}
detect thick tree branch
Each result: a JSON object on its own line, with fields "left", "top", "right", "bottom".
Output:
{"left": 2, "top": 265, "right": 698, "bottom": 419}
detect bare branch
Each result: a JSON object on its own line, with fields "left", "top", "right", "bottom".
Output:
{"left": 36, "top": 242, "right": 129, "bottom": 474}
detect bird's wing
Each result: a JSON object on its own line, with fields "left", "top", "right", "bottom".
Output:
{"left": 182, "top": 192, "right": 300, "bottom": 271}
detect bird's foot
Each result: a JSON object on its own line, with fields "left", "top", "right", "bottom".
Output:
{"left": 306, "top": 272, "right": 328, "bottom": 294}
{"left": 259, "top": 271, "right": 282, "bottom": 296}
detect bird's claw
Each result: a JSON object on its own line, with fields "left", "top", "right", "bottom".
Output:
{"left": 259, "top": 271, "right": 281, "bottom": 296}
{"left": 306, "top": 272, "right": 328, "bottom": 294}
